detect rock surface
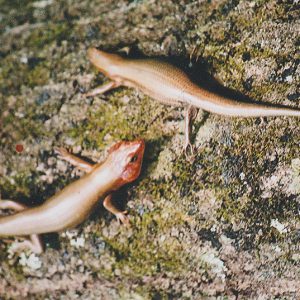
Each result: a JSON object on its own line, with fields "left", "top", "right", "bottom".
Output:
{"left": 0, "top": 0, "right": 299, "bottom": 298}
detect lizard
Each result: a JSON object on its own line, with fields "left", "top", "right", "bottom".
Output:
{"left": 86, "top": 47, "right": 300, "bottom": 153}
{"left": 0, "top": 139, "right": 145, "bottom": 253}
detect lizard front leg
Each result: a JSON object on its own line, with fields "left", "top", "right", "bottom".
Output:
{"left": 56, "top": 148, "right": 130, "bottom": 225}
{"left": 55, "top": 147, "right": 94, "bottom": 173}
{"left": 86, "top": 81, "right": 121, "bottom": 97}
{"left": 103, "top": 194, "right": 129, "bottom": 225}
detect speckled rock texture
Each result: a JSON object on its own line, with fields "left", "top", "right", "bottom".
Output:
{"left": 0, "top": 0, "right": 300, "bottom": 299}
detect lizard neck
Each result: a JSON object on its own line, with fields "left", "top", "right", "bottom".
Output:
{"left": 90, "top": 161, "right": 123, "bottom": 195}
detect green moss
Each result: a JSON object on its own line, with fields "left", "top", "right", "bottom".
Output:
{"left": 211, "top": 118, "right": 300, "bottom": 247}
{"left": 0, "top": 55, "right": 51, "bottom": 94}
{"left": 26, "top": 64, "right": 50, "bottom": 87}
{"left": 218, "top": 188, "right": 299, "bottom": 247}
{"left": 0, "top": 0, "right": 33, "bottom": 9}
{"left": 68, "top": 93, "right": 173, "bottom": 149}
{"left": 101, "top": 209, "right": 187, "bottom": 280}
{"left": 0, "top": 56, "right": 28, "bottom": 94}
{"left": 0, "top": 172, "right": 37, "bottom": 200}
{"left": 0, "top": 0, "right": 34, "bottom": 35}
{"left": 0, "top": 0, "right": 299, "bottom": 296}
{"left": 26, "top": 23, "right": 71, "bottom": 49}
{"left": 1, "top": 104, "right": 49, "bottom": 143}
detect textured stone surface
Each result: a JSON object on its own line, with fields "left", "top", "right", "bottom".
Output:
{"left": 0, "top": 0, "right": 299, "bottom": 298}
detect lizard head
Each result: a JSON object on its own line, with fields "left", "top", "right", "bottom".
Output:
{"left": 106, "top": 139, "right": 145, "bottom": 188}
{"left": 87, "top": 47, "right": 124, "bottom": 77}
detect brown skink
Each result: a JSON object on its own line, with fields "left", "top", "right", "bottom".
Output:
{"left": 86, "top": 48, "right": 300, "bottom": 151}
{"left": 0, "top": 140, "right": 145, "bottom": 253}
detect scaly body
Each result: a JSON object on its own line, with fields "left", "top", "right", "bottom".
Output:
{"left": 87, "top": 48, "right": 300, "bottom": 150}
{"left": 0, "top": 140, "right": 144, "bottom": 253}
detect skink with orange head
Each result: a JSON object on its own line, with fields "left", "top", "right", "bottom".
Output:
{"left": 87, "top": 48, "right": 300, "bottom": 152}
{"left": 0, "top": 139, "right": 145, "bottom": 253}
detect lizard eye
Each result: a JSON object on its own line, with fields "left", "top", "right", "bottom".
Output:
{"left": 130, "top": 155, "right": 138, "bottom": 163}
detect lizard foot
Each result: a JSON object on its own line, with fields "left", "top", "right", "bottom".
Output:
{"left": 115, "top": 210, "right": 130, "bottom": 226}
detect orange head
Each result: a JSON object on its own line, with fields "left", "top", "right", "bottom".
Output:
{"left": 105, "top": 139, "right": 145, "bottom": 189}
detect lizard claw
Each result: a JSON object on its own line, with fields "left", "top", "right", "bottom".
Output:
{"left": 8, "top": 239, "right": 42, "bottom": 254}
{"left": 54, "top": 147, "right": 70, "bottom": 158}
{"left": 115, "top": 210, "right": 130, "bottom": 226}
{"left": 54, "top": 147, "right": 67, "bottom": 155}
{"left": 183, "top": 142, "right": 196, "bottom": 161}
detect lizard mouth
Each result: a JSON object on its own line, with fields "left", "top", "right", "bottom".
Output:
{"left": 108, "top": 139, "right": 144, "bottom": 156}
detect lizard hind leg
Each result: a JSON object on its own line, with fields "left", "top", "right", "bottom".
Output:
{"left": 184, "top": 105, "right": 199, "bottom": 158}
{"left": 0, "top": 199, "right": 43, "bottom": 254}
{"left": 0, "top": 199, "right": 27, "bottom": 211}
